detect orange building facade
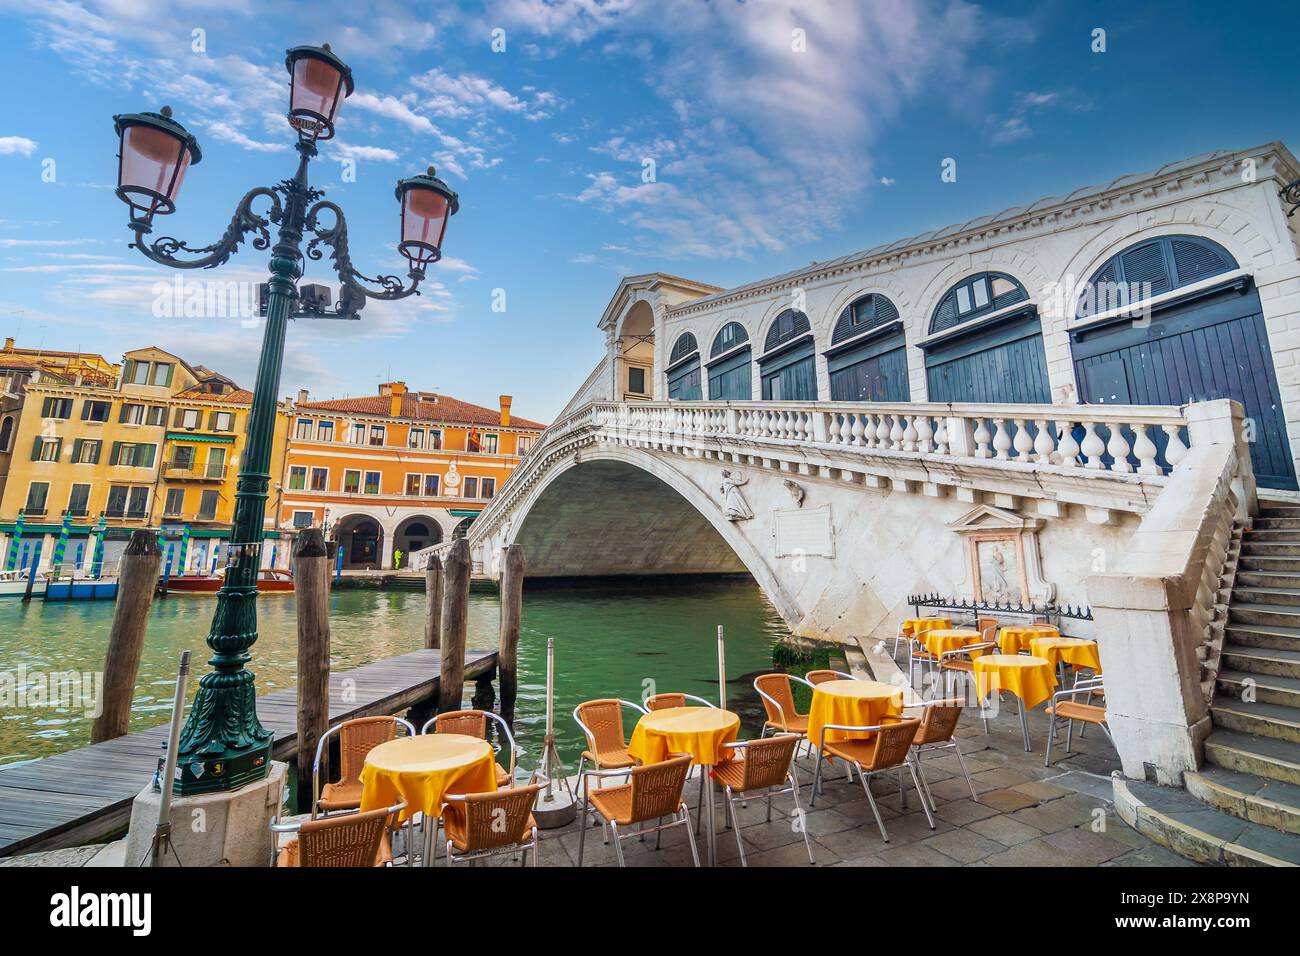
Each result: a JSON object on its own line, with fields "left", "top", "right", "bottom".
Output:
{"left": 278, "top": 382, "right": 545, "bottom": 569}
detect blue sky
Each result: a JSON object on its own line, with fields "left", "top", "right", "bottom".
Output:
{"left": 0, "top": 0, "right": 1297, "bottom": 422}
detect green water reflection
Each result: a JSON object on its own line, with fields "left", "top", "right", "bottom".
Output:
{"left": 0, "top": 578, "right": 788, "bottom": 771}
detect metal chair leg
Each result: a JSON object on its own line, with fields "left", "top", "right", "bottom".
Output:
{"left": 610, "top": 821, "right": 626, "bottom": 867}
{"left": 788, "top": 773, "right": 815, "bottom": 864}
{"left": 727, "top": 788, "right": 747, "bottom": 867}
{"left": 908, "top": 759, "right": 935, "bottom": 829}
{"left": 952, "top": 740, "right": 979, "bottom": 801}
{"left": 682, "top": 806, "right": 701, "bottom": 867}
{"left": 899, "top": 766, "right": 907, "bottom": 809}
{"left": 811, "top": 748, "right": 824, "bottom": 807}
{"left": 860, "top": 770, "right": 889, "bottom": 842}
{"left": 1044, "top": 710, "right": 1057, "bottom": 767}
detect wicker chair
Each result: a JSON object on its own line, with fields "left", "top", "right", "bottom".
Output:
{"left": 804, "top": 669, "right": 853, "bottom": 685}
{"left": 753, "top": 673, "right": 810, "bottom": 739}
{"left": 436, "top": 783, "right": 543, "bottom": 867}
{"left": 811, "top": 716, "right": 933, "bottom": 843}
{"left": 311, "top": 715, "right": 415, "bottom": 819}
{"left": 572, "top": 698, "right": 645, "bottom": 787}
{"left": 645, "top": 692, "right": 716, "bottom": 711}
{"left": 421, "top": 709, "right": 522, "bottom": 789}
{"left": 272, "top": 802, "right": 403, "bottom": 867}
{"left": 578, "top": 754, "right": 699, "bottom": 867}
{"left": 909, "top": 699, "right": 979, "bottom": 810}
{"left": 714, "top": 734, "right": 814, "bottom": 866}
{"left": 1045, "top": 678, "right": 1110, "bottom": 767}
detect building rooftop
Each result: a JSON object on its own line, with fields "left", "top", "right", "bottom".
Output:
{"left": 297, "top": 390, "right": 546, "bottom": 430}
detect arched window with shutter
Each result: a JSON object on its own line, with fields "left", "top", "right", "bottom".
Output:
{"left": 1071, "top": 234, "right": 1294, "bottom": 488}
{"left": 758, "top": 309, "right": 816, "bottom": 400}
{"left": 825, "top": 293, "right": 909, "bottom": 402}
{"left": 707, "top": 322, "right": 751, "bottom": 400}
{"left": 666, "top": 332, "right": 702, "bottom": 400}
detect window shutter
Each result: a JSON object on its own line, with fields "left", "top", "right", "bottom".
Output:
{"left": 1118, "top": 242, "right": 1171, "bottom": 295}
{"left": 81, "top": 402, "right": 91, "bottom": 420}
{"left": 161, "top": 364, "right": 174, "bottom": 387}
{"left": 208, "top": 410, "right": 219, "bottom": 430}
{"left": 140, "top": 444, "right": 156, "bottom": 468}
{"left": 173, "top": 408, "right": 184, "bottom": 427}
{"left": 72, "top": 438, "right": 83, "bottom": 461}
{"left": 1171, "top": 238, "right": 1231, "bottom": 286}
{"left": 123, "top": 360, "right": 136, "bottom": 385}
{"left": 53, "top": 438, "right": 62, "bottom": 460}
{"left": 109, "top": 442, "right": 121, "bottom": 466}
{"left": 31, "top": 436, "right": 43, "bottom": 460}
{"left": 89, "top": 441, "right": 100, "bottom": 464}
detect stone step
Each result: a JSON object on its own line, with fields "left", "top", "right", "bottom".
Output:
{"left": 1252, "top": 517, "right": 1300, "bottom": 531}
{"left": 1211, "top": 699, "right": 1300, "bottom": 744}
{"left": 1241, "top": 542, "right": 1300, "bottom": 557}
{"left": 1239, "top": 555, "right": 1300, "bottom": 572}
{"left": 1114, "top": 775, "right": 1300, "bottom": 865}
{"left": 1218, "top": 669, "right": 1300, "bottom": 709}
{"left": 1184, "top": 766, "right": 1300, "bottom": 836}
{"left": 1224, "top": 622, "right": 1300, "bottom": 652}
{"left": 1259, "top": 505, "right": 1300, "bottom": 517}
{"left": 1236, "top": 570, "right": 1300, "bottom": 590}
{"left": 1203, "top": 729, "right": 1300, "bottom": 786}
{"left": 1232, "top": 586, "right": 1300, "bottom": 607}
{"left": 1228, "top": 602, "right": 1300, "bottom": 629}
{"left": 1245, "top": 529, "right": 1300, "bottom": 542}
{"left": 1221, "top": 643, "right": 1300, "bottom": 680}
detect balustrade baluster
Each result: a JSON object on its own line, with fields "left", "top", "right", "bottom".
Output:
{"left": 933, "top": 417, "right": 949, "bottom": 455}
{"left": 915, "top": 415, "right": 934, "bottom": 454}
{"left": 973, "top": 417, "right": 993, "bottom": 458}
{"left": 1106, "top": 423, "right": 1133, "bottom": 473}
{"left": 888, "top": 414, "right": 904, "bottom": 450}
{"left": 992, "top": 419, "right": 1012, "bottom": 460}
{"left": 851, "top": 413, "right": 867, "bottom": 447}
{"left": 1080, "top": 422, "right": 1106, "bottom": 469}
{"left": 1033, "top": 419, "right": 1055, "bottom": 464}
{"left": 1012, "top": 419, "right": 1034, "bottom": 461}
{"left": 902, "top": 415, "right": 919, "bottom": 452}
{"left": 1162, "top": 424, "right": 1189, "bottom": 470}
{"left": 1055, "top": 421, "right": 1079, "bottom": 467}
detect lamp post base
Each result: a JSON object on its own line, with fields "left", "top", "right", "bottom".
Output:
{"left": 173, "top": 738, "right": 274, "bottom": 796}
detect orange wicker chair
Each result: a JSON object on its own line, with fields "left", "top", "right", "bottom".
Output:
{"left": 1044, "top": 678, "right": 1110, "bottom": 767}
{"left": 572, "top": 698, "right": 645, "bottom": 786}
{"left": 578, "top": 754, "right": 699, "bottom": 867}
{"left": 714, "top": 734, "right": 814, "bottom": 866}
{"left": 436, "top": 783, "right": 543, "bottom": 867}
{"left": 311, "top": 715, "right": 415, "bottom": 819}
{"left": 909, "top": 699, "right": 979, "bottom": 810}
{"left": 753, "top": 673, "right": 811, "bottom": 739}
{"left": 272, "top": 802, "right": 403, "bottom": 867}
{"left": 811, "top": 716, "right": 933, "bottom": 843}
{"left": 804, "top": 669, "right": 853, "bottom": 685}
{"left": 645, "top": 692, "right": 715, "bottom": 711}
{"left": 421, "top": 709, "right": 522, "bottom": 788}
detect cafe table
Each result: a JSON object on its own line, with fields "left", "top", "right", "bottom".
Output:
{"left": 359, "top": 734, "right": 498, "bottom": 866}
{"left": 997, "top": 623, "right": 1059, "bottom": 655}
{"left": 627, "top": 706, "right": 740, "bottom": 867}
{"left": 971, "top": 654, "right": 1057, "bottom": 752}
{"left": 1029, "top": 636, "right": 1102, "bottom": 688}
{"left": 807, "top": 680, "right": 906, "bottom": 749}
{"left": 922, "top": 628, "right": 988, "bottom": 658}
{"left": 900, "top": 616, "right": 952, "bottom": 654}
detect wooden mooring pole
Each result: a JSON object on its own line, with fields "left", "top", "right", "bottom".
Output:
{"left": 91, "top": 530, "right": 162, "bottom": 744}
{"left": 498, "top": 543, "right": 525, "bottom": 725}
{"left": 293, "top": 528, "right": 331, "bottom": 809}
{"left": 424, "top": 553, "right": 443, "bottom": 649}
{"left": 439, "top": 537, "right": 471, "bottom": 713}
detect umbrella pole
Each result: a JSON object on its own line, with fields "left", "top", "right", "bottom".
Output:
{"left": 533, "top": 637, "right": 576, "bottom": 828}
{"left": 718, "top": 625, "right": 726, "bottom": 710}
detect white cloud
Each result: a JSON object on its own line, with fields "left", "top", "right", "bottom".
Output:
{"left": 332, "top": 142, "right": 401, "bottom": 163}
{"left": 203, "top": 120, "right": 288, "bottom": 153}
{"left": 0, "top": 136, "right": 38, "bottom": 157}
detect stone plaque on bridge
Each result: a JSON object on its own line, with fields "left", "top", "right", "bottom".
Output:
{"left": 774, "top": 505, "right": 834, "bottom": 558}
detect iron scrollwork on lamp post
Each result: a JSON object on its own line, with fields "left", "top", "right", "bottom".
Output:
{"left": 112, "top": 42, "right": 459, "bottom": 795}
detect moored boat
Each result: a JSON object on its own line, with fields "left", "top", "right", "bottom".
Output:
{"left": 44, "top": 576, "right": 119, "bottom": 601}
{"left": 165, "top": 568, "right": 294, "bottom": 594}
{"left": 0, "top": 569, "right": 46, "bottom": 598}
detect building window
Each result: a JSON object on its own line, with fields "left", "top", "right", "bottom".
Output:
{"left": 343, "top": 469, "right": 361, "bottom": 494}
{"left": 111, "top": 442, "right": 156, "bottom": 468}
{"left": 176, "top": 408, "right": 201, "bottom": 429}
{"left": 349, "top": 423, "right": 366, "bottom": 444}
{"left": 316, "top": 421, "right": 333, "bottom": 442}
{"left": 467, "top": 431, "right": 482, "bottom": 453}
{"left": 68, "top": 483, "right": 91, "bottom": 517}
{"left": 197, "top": 490, "right": 218, "bottom": 520}
{"left": 295, "top": 418, "right": 314, "bottom": 439}
{"left": 429, "top": 429, "right": 443, "bottom": 450}
{"left": 463, "top": 476, "right": 479, "bottom": 498}
{"left": 929, "top": 272, "right": 1028, "bottom": 334}
{"left": 481, "top": 433, "right": 499, "bottom": 454}
{"left": 72, "top": 439, "right": 101, "bottom": 464}
{"left": 164, "top": 488, "right": 185, "bottom": 517}
{"left": 212, "top": 411, "right": 234, "bottom": 431}
{"left": 205, "top": 447, "right": 226, "bottom": 478}
{"left": 105, "top": 486, "right": 128, "bottom": 517}
{"left": 363, "top": 471, "right": 381, "bottom": 494}
{"left": 24, "top": 482, "right": 50, "bottom": 515}
{"left": 517, "top": 436, "right": 535, "bottom": 455}
{"left": 172, "top": 445, "right": 196, "bottom": 470}
{"left": 481, "top": 477, "right": 496, "bottom": 499}
{"left": 368, "top": 425, "right": 386, "bottom": 446}
{"left": 310, "top": 467, "right": 328, "bottom": 492}
{"left": 292, "top": 511, "right": 314, "bottom": 529}
{"left": 627, "top": 367, "right": 646, "bottom": 395}
{"left": 423, "top": 474, "right": 440, "bottom": 496}
{"left": 0, "top": 415, "right": 12, "bottom": 451}
{"left": 120, "top": 403, "right": 145, "bottom": 425}
{"left": 41, "top": 397, "right": 73, "bottom": 419}
{"left": 287, "top": 466, "right": 307, "bottom": 490}
{"left": 31, "top": 436, "right": 62, "bottom": 462}
{"left": 81, "top": 399, "right": 111, "bottom": 422}
{"left": 409, "top": 427, "right": 424, "bottom": 449}
{"left": 147, "top": 405, "right": 166, "bottom": 426}
{"left": 127, "top": 487, "right": 149, "bottom": 519}
{"left": 123, "top": 359, "right": 172, "bottom": 387}
{"left": 150, "top": 362, "right": 174, "bottom": 387}
{"left": 405, "top": 474, "right": 421, "bottom": 496}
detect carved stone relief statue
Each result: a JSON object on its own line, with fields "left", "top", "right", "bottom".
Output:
{"left": 719, "top": 470, "right": 753, "bottom": 521}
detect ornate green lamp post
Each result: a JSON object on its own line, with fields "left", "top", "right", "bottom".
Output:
{"left": 111, "top": 43, "right": 459, "bottom": 795}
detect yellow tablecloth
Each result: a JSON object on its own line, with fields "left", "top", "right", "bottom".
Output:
{"left": 359, "top": 734, "right": 497, "bottom": 822}
{"left": 903, "top": 616, "right": 951, "bottom": 637}
{"left": 807, "top": 680, "right": 905, "bottom": 747}
{"left": 972, "top": 654, "right": 1057, "bottom": 710}
{"left": 998, "top": 624, "right": 1059, "bottom": 654}
{"left": 1029, "top": 636, "right": 1102, "bottom": 672}
{"left": 628, "top": 707, "right": 740, "bottom": 767}
{"left": 923, "top": 628, "right": 986, "bottom": 658}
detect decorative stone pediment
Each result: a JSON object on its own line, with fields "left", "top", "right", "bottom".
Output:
{"left": 947, "top": 505, "right": 1054, "bottom": 606}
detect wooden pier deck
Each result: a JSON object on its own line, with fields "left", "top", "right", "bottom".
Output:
{"left": 0, "top": 647, "right": 497, "bottom": 858}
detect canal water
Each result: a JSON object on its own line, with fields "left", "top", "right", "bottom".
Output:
{"left": 0, "top": 578, "right": 795, "bottom": 772}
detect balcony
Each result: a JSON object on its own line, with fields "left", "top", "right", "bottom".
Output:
{"left": 163, "top": 460, "right": 228, "bottom": 481}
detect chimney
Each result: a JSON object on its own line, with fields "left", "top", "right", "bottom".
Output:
{"left": 499, "top": 395, "right": 512, "bottom": 426}
{"left": 3, "top": 337, "right": 13, "bottom": 352}
{"left": 297, "top": 388, "right": 308, "bottom": 404}
{"left": 383, "top": 381, "right": 407, "bottom": 417}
